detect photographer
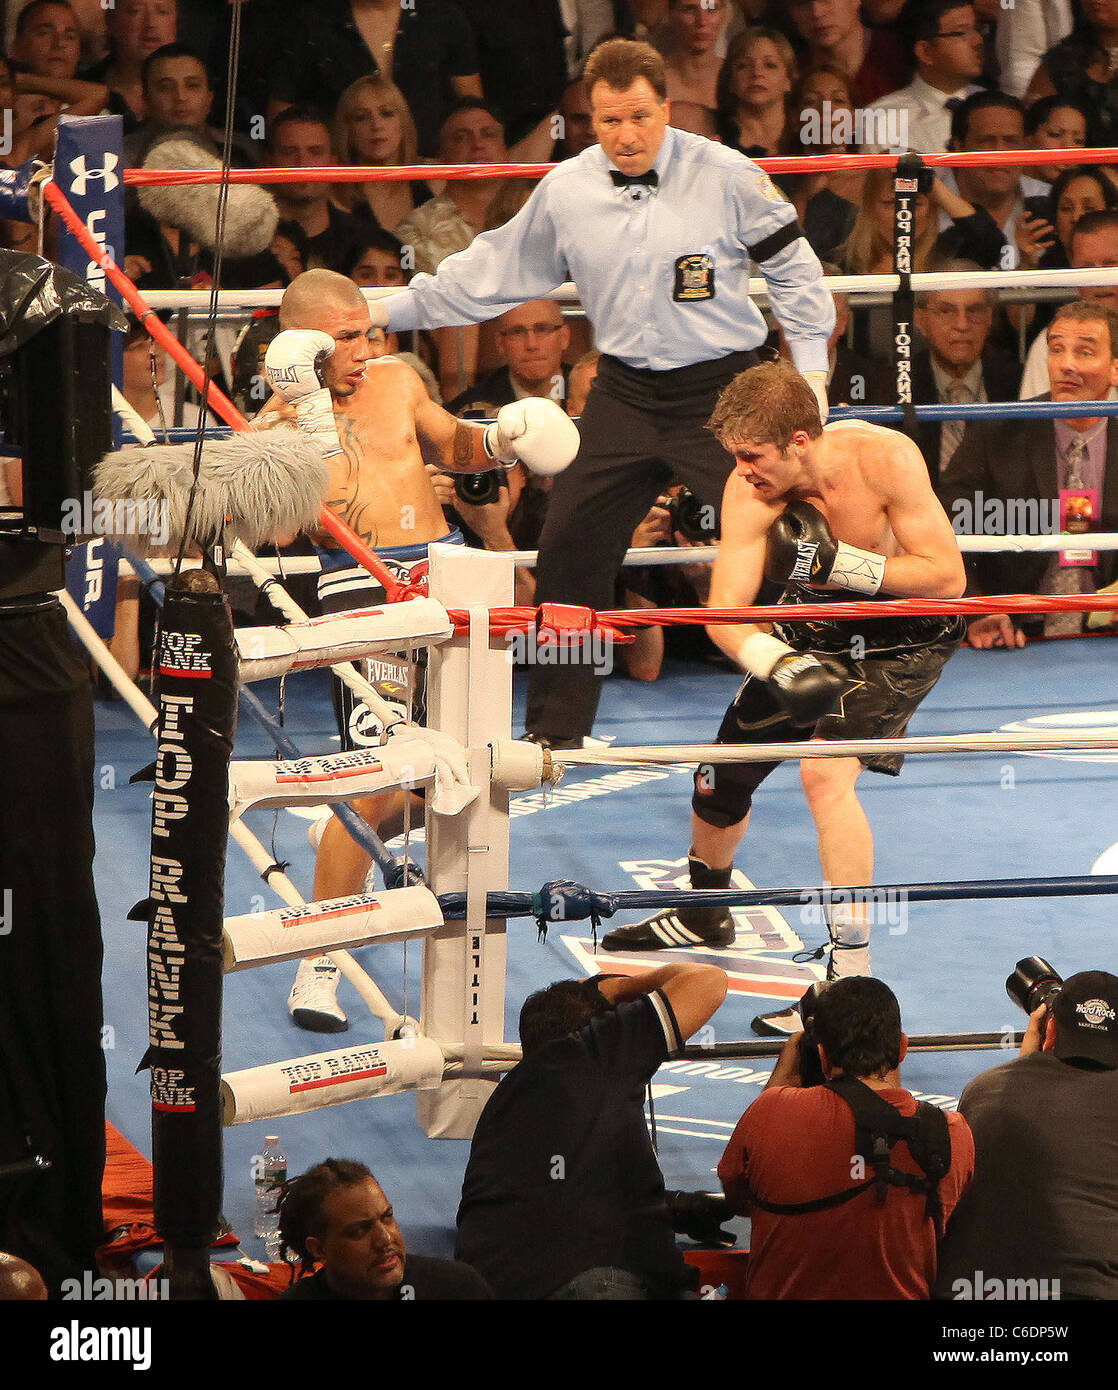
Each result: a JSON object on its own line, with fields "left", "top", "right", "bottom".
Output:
{"left": 456, "top": 963, "right": 728, "bottom": 1300}
{"left": 935, "top": 970, "right": 1118, "bottom": 1301}
{"left": 718, "top": 977, "right": 974, "bottom": 1300}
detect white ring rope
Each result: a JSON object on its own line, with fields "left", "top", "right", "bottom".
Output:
{"left": 558, "top": 731, "right": 1118, "bottom": 766}
{"left": 129, "top": 532, "right": 1118, "bottom": 580}
{"left": 136, "top": 266, "right": 1118, "bottom": 312}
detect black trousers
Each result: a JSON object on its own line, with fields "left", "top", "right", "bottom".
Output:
{"left": 526, "top": 349, "right": 760, "bottom": 740}
{"left": 0, "top": 597, "right": 106, "bottom": 1293}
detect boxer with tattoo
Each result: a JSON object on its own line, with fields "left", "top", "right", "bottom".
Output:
{"left": 258, "top": 269, "right": 578, "bottom": 1030}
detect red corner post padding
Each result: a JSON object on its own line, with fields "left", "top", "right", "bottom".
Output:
{"left": 535, "top": 602, "right": 635, "bottom": 646}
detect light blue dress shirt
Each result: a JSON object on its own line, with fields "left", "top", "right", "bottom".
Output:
{"left": 382, "top": 126, "right": 834, "bottom": 375}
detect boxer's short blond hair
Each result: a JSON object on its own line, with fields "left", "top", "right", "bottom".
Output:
{"left": 708, "top": 360, "right": 823, "bottom": 451}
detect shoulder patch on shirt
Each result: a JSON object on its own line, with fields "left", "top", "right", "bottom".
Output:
{"left": 756, "top": 172, "right": 782, "bottom": 202}
{"left": 673, "top": 253, "right": 715, "bottom": 302}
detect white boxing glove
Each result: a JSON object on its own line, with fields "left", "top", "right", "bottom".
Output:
{"left": 803, "top": 369, "right": 829, "bottom": 426}
{"left": 483, "top": 398, "right": 580, "bottom": 477}
{"left": 264, "top": 329, "right": 342, "bottom": 457}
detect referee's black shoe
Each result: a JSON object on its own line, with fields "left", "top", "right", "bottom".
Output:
{"left": 601, "top": 906, "right": 735, "bottom": 952}
{"left": 521, "top": 731, "right": 584, "bottom": 751}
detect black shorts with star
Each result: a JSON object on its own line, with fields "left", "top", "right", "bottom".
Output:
{"left": 691, "top": 589, "right": 965, "bottom": 829}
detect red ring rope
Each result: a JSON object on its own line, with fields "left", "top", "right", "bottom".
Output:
{"left": 120, "top": 147, "right": 1118, "bottom": 187}
{"left": 465, "top": 593, "right": 1118, "bottom": 637}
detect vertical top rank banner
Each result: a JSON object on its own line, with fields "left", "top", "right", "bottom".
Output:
{"left": 55, "top": 115, "right": 124, "bottom": 439}
{"left": 141, "top": 578, "right": 238, "bottom": 1254}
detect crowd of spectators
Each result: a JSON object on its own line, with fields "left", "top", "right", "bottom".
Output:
{"left": 5, "top": 0, "right": 1118, "bottom": 657}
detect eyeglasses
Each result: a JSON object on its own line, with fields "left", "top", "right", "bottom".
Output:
{"left": 923, "top": 303, "right": 991, "bottom": 322}
{"left": 498, "top": 323, "right": 564, "bottom": 341}
{"left": 934, "top": 25, "right": 982, "bottom": 40}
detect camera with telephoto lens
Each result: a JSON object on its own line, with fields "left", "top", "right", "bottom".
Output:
{"left": 454, "top": 468, "right": 508, "bottom": 508}
{"left": 1006, "top": 956, "right": 1063, "bottom": 1016}
{"left": 797, "top": 980, "right": 831, "bottom": 1086}
{"left": 666, "top": 486, "right": 720, "bottom": 543}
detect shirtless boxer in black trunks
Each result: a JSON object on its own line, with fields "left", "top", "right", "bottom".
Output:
{"left": 600, "top": 360, "right": 966, "bottom": 1035}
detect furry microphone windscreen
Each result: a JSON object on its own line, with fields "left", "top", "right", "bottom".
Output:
{"left": 93, "top": 428, "right": 329, "bottom": 553}
{"left": 137, "top": 137, "right": 279, "bottom": 259}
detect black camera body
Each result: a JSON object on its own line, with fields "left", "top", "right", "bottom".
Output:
{"left": 454, "top": 468, "right": 508, "bottom": 508}
{"left": 667, "top": 485, "right": 720, "bottom": 543}
{"left": 798, "top": 980, "right": 831, "bottom": 1086}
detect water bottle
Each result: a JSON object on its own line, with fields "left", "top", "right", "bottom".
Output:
{"left": 254, "top": 1135, "right": 287, "bottom": 1244}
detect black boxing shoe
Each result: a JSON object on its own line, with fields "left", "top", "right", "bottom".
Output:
{"left": 601, "top": 906, "right": 736, "bottom": 952}
{"left": 602, "top": 852, "right": 736, "bottom": 951}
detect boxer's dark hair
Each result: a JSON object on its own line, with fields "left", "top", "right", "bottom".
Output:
{"left": 811, "top": 977, "right": 903, "bottom": 1079}
{"left": 584, "top": 38, "right": 667, "bottom": 103}
{"left": 1048, "top": 298, "right": 1118, "bottom": 357}
{"left": 708, "top": 359, "right": 823, "bottom": 451}
{"left": 519, "top": 979, "right": 613, "bottom": 1056}
{"left": 276, "top": 1158, "right": 377, "bottom": 1276}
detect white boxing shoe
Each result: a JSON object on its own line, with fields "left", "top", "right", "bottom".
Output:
{"left": 288, "top": 956, "right": 348, "bottom": 1033}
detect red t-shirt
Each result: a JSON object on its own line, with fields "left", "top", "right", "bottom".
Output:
{"left": 718, "top": 1085, "right": 974, "bottom": 1300}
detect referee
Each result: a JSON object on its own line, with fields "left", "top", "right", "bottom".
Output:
{"left": 373, "top": 38, "right": 835, "bottom": 747}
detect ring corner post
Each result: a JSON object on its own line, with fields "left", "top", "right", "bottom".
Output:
{"left": 418, "top": 544, "right": 514, "bottom": 1138}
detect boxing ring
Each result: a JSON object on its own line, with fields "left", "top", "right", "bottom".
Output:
{"left": 28, "top": 121, "right": 1118, "bottom": 1285}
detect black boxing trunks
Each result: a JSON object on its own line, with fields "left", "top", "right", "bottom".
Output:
{"left": 316, "top": 530, "right": 463, "bottom": 749}
{"left": 691, "top": 586, "right": 964, "bottom": 828}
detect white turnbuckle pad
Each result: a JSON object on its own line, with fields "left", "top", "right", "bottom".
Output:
{"left": 227, "top": 740, "right": 435, "bottom": 822}
{"left": 235, "top": 598, "right": 454, "bottom": 682}
{"left": 221, "top": 1036, "right": 446, "bottom": 1124}
{"left": 223, "top": 885, "right": 444, "bottom": 971}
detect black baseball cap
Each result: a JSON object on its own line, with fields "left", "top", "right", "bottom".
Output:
{"left": 1052, "top": 971, "right": 1118, "bottom": 1068}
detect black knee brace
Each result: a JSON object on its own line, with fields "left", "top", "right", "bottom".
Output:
{"left": 691, "top": 761, "right": 759, "bottom": 829}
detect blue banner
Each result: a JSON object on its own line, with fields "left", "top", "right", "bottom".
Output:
{"left": 54, "top": 115, "right": 124, "bottom": 444}
{"left": 64, "top": 538, "right": 119, "bottom": 639}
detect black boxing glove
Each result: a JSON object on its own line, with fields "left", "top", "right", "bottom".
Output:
{"left": 768, "top": 649, "right": 846, "bottom": 726}
{"left": 736, "top": 632, "right": 846, "bottom": 725}
{"left": 765, "top": 500, "right": 885, "bottom": 595}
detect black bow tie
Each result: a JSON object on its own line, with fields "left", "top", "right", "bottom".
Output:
{"left": 610, "top": 168, "right": 659, "bottom": 189}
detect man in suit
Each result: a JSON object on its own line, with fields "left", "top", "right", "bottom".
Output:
{"left": 912, "top": 260, "right": 1021, "bottom": 484}
{"left": 448, "top": 299, "right": 573, "bottom": 416}
{"left": 938, "top": 299, "right": 1118, "bottom": 649}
